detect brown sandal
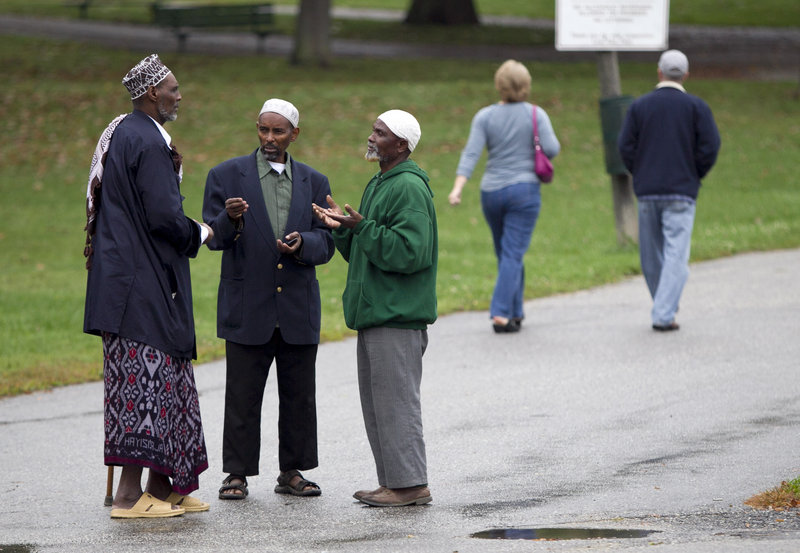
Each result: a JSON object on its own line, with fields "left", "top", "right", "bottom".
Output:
{"left": 219, "top": 474, "right": 248, "bottom": 500}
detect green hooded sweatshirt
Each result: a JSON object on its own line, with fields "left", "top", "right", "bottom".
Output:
{"left": 333, "top": 159, "right": 438, "bottom": 331}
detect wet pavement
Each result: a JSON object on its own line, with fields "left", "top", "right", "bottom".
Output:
{"left": 2, "top": 248, "right": 800, "bottom": 552}
{"left": 2, "top": 8, "right": 800, "bottom": 550}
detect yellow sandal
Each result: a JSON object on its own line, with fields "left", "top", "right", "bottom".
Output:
{"left": 110, "top": 493, "right": 185, "bottom": 519}
{"left": 165, "top": 492, "right": 210, "bottom": 512}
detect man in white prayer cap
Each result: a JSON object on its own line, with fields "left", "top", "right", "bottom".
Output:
{"left": 84, "top": 53, "right": 214, "bottom": 518}
{"left": 313, "top": 109, "right": 438, "bottom": 507}
{"left": 203, "top": 98, "right": 334, "bottom": 500}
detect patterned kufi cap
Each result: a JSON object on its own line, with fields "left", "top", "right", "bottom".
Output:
{"left": 122, "top": 54, "right": 171, "bottom": 99}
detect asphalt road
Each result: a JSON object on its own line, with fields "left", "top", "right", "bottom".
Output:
{"left": 1, "top": 248, "right": 799, "bottom": 552}
{"left": 1, "top": 10, "right": 799, "bottom": 80}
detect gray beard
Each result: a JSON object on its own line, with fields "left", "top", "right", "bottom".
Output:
{"left": 159, "top": 106, "right": 178, "bottom": 122}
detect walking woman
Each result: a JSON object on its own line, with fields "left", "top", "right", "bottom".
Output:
{"left": 449, "top": 59, "right": 560, "bottom": 333}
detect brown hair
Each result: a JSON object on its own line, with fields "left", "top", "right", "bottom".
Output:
{"left": 494, "top": 59, "right": 531, "bottom": 103}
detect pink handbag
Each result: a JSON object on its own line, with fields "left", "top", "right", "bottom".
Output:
{"left": 532, "top": 105, "right": 554, "bottom": 183}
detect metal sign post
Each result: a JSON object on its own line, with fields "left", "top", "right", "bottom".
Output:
{"left": 556, "top": 0, "right": 670, "bottom": 245}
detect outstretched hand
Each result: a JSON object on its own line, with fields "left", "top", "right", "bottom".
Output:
{"left": 313, "top": 194, "right": 363, "bottom": 230}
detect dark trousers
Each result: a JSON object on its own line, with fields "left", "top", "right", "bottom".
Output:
{"left": 222, "top": 329, "right": 318, "bottom": 476}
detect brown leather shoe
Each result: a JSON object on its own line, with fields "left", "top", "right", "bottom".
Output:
{"left": 353, "top": 486, "right": 386, "bottom": 501}
{"left": 357, "top": 486, "right": 432, "bottom": 507}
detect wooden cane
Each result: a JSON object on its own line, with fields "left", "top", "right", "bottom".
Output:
{"left": 104, "top": 466, "right": 114, "bottom": 506}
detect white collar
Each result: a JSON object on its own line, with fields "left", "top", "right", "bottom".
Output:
{"left": 268, "top": 161, "right": 286, "bottom": 174}
{"left": 147, "top": 114, "right": 172, "bottom": 146}
{"left": 656, "top": 81, "right": 686, "bottom": 93}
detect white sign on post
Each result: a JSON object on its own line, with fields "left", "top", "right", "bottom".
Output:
{"left": 556, "top": 0, "right": 670, "bottom": 51}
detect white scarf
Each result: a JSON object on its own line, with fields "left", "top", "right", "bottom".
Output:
{"left": 86, "top": 115, "right": 126, "bottom": 224}
{"left": 84, "top": 114, "right": 185, "bottom": 268}
{"left": 84, "top": 114, "right": 127, "bottom": 269}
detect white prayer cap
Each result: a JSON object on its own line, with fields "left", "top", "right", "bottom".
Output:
{"left": 377, "top": 109, "right": 421, "bottom": 152}
{"left": 658, "top": 49, "right": 689, "bottom": 79}
{"left": 259, "top": 98, "right": 299, "bottom": 127}
{"left": 122, "top": 54, "right": 171, "bottom": 99}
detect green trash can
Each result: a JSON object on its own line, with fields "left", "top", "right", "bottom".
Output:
{"left": 599, "top": 95, "right": 634, "bottom": 175}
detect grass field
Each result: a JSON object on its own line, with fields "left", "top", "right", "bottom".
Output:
{"left": 1, "top": 13, "right": 799, "bottom": 397}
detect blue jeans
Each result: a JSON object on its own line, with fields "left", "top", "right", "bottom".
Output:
{"left": 638, "top": 198, "right": 696, "bottom": 326}
{"left": 481, "top": 182, "right": 541, "bottom": 321}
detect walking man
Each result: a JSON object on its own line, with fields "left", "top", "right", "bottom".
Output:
{"left": 313, "top": 109, "right": 437, "bottom": 506}
{"left": 618, "top": 50, "right": 721, "bottom": 331}
{"left": 203, "top": 98, "right": 334, "bottom": 499}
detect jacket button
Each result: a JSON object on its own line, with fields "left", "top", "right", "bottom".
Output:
{"left": 277, "top": 286, "right": 283, "bottom": 293}
{"left": 277, "top": 263, "right": 283, "bottom": 269}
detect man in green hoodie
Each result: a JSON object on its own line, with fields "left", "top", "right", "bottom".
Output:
{"left": 313, "top": 109, "right": 437, "bottom": 507}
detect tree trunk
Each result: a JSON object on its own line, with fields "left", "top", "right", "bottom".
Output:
{"left": 291, "top": 0, "right": 332, "bottom": 66}
{"left": 405, "top": 0, "right": 479, "bottom": 25}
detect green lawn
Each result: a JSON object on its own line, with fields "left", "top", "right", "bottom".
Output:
{"left": 1, "top": 28, "right": 799, "bottom": 397}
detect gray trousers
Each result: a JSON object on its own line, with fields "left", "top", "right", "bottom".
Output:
{"left": 357, "top": 326, "right": 428, "bottom": 488}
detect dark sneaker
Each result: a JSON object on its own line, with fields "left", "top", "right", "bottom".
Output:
{"left": 652, "top": 322, "right": 680, "bottom": 331}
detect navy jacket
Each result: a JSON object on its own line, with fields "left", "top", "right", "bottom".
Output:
{"left": 203, "top": 150, "right": 334, "bottom": 346}
{"left": 618, "top": 86, "right": 721, "bottom": 199}
{"left": 84, "top": 110, "right": 201, "bottom": 358}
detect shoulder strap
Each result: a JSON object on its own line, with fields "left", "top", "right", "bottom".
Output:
{"left": 532, "top": 104, "right": 541, "bottom": 147}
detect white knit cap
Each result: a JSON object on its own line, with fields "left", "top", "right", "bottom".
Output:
{"left": 377, "top": 109, "right": 421, "bottom": 152}
{"left": 658, "top": 49, "right": 689, "bottom": 79}
{"left": 259, "top": 98, "right": 299, "bottom": 127}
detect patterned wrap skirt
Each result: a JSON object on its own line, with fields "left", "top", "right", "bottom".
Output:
{"left": 102, "top": 333, "right": 208, "bottom": 495}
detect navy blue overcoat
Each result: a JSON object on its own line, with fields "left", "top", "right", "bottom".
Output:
{"left": 202, "top": 150, "right": 334, "bottom": 346}
{"left": 84, "top": 110, "right": 201, "bottom": 358}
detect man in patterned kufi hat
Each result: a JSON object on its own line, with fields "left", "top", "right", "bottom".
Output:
{"left": 84, "top": 54, "right": 214, "bottom": 518}
{"left": 85, "top": 54, "right": 181, "bottom": 262}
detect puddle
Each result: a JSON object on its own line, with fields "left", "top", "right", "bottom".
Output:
{"left": 471, "top": 527, "right": 660, "bottom": 540}
{"left": 0, "top": 546, "right": 37, "bottom": 553}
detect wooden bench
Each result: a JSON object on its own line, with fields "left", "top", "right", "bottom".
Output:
{"left": 65, "top": 0, "right": 154, "bottom": 19}
{"left": 151, "top": 3, "right": 274, "bottom": 53}
{"left": 67, "top": 0, "right": 94, "bottom": 18}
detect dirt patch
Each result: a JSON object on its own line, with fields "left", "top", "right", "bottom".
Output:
{"left": 745, "top": 481, "right": 800, "bottom": 511}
